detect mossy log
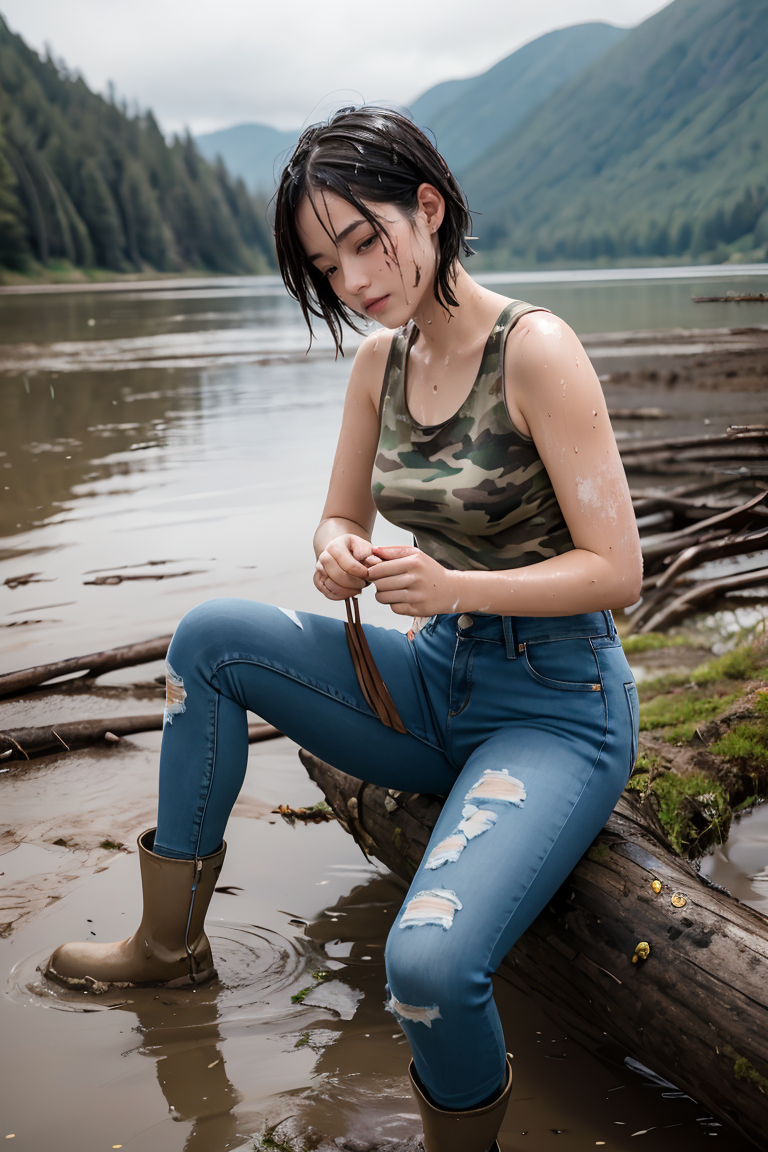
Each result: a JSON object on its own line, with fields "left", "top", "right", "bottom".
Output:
{"left": 300, "top": 749, "right": 768, "bottom": 1151}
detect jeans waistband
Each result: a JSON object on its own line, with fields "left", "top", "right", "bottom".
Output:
{"left": 426, "top": 610, "right": 616, "bottom": 658}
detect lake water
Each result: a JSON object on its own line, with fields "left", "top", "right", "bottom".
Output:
{"left": 1, "top": 265, "right": 767, "bottom": 1152}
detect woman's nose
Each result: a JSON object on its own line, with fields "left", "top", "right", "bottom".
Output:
{"left": 342, "top": 260, "right": 369, "bottom": 297}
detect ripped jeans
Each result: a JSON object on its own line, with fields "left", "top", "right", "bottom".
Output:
{"left": 155, "top": 600, "right": 639, "bottom": 1110}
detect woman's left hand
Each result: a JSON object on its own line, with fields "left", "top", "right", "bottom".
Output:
{"left": 367, "top": 545, "right": 460, "bottom": 616}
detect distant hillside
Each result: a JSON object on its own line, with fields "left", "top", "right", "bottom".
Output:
{"left": 410, "top": 23, "right": 628, "bottom": 174}
{"left": 0, "top": 15, "right": 275, "bottom": 274}
{"left": 461, "top": 0, "right": 768, "bottom": 266}
{"left": 192, "top": 22, "right": 627, "bottom": 197}
{"left": 196, "top": 122, "right": 298, "bottom": 194}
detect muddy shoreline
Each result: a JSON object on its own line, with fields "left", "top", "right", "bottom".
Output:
{"left": 2, "top": 294, "right": 766, "bottom": 1149}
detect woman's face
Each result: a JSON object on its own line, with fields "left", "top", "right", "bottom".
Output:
{"left": 295, "top": 187, "right": 440, "bottom": 328}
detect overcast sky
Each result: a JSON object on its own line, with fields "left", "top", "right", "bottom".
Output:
{"left": 4, "top": 0, "right": 673, "bottom": 135}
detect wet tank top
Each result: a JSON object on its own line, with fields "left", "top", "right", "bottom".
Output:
{"left": 371, "top": 299, "right": 575, "bottom": 572}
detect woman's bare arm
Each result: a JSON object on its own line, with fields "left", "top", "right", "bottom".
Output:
{"left": 312, "top": 330, "right": 394, "bottom": 600}
{"left": 368, "top": 313, "right": 643, "bottom": 617}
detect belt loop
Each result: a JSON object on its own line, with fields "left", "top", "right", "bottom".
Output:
{"left": 602, "top": 609, "right": 615, "bottom": 638}
{"left": 502, "top": 616, "right": 518, "bottom": 659}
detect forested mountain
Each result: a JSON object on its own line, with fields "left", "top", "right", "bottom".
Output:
{"left": 410, "top": 23, "right": 627, "bottom": 174}
{"left": 0, "top": 15, "right": 275, "bottom": 274}
{"left": 460, "top": 0, "right": 768, "bottom": 266}
{"left": 193, "top": 22, "right": 626, "bottom": 195}
{"left": 196, "top": 122, "right": 298, "bottom": 195}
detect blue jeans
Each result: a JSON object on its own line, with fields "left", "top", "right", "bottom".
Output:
{"left": 155, "top": 600, "right": 639, "bottom": 1110}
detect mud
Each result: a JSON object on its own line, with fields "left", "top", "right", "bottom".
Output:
{"left": 2, "top": 273, "right": 767, "bottom": 1150}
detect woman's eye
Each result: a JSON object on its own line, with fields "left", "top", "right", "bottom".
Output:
{"left": 358, "top": 235, "right": 376, "bottom": 253}
{"left": 324, "top": 266, "right": 338, "bottom": 279}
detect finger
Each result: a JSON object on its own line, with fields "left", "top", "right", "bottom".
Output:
{"left": 375, "top": 588, "right": 417, "bottom": 605}
{"left": 368, "top": 557, "right": 414, "bottom": 581}
{"left": 347, "top": 536, "right": 378, "bottom": 566}
{"left": 389, "top": 602, "right": 414, "bottom": 616}
{"left": 371, "top": 545, "right": 418, "bottom": 560}
{"left": 327, "top": 541, "right": 371, "bottom": 581}
{"left": 314, "top": 570, "right": 348, "bottom": 600}
{"left": 369, "top": 573, "right": 414, "bottom": 593}
{"left": 318, "top": 555, "right": 367, "bottom": 591}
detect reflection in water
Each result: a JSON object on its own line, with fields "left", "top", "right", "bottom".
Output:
{"left": 10, "top": 915, "right": 327, "bottom": 1152}
{"left": 5, "top": 855, "right": 755, "bottom": 1150}
{"left": 699, "top": 802, "right": 768, "bottom": 914}
{"left": 139, "top": 982, "right": 242, "bottom": 1152}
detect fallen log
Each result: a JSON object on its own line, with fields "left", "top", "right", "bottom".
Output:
{"left": 654, "top": 527, "right": 768, "bottom": 589}
{"left": 636, "top": 565, "right": 768, "bottom": 634}
{"left": 620, "top": 429, "right": 768, "bottom": 455}
{"left": 0, "top": 635, "right": 173, "bottom": 699}
{"left": 628, "top": 530, "right": 768, "bottom": 632}
{"left": 692, "top": 293, "right": 768, "bottom": 302}
{"left": 0, "top": 716, "right": 282, "bottom": 762}
{"left": 300, "top": 750, "right": 768, "bottom": 1151}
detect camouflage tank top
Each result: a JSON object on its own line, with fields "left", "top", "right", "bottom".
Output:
{"left": 371, "top": 299, "right": 575, "bottom": 572}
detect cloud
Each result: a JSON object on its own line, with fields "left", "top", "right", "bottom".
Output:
{"left": 3, "top": 0, "right": 673, "bottom": 133}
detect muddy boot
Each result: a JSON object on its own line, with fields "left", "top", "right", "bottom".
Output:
{"left": 408, "top": 1054, "right": 513, "bottom": 1152}
{"left": 44, "top": 829, "right": 226, "bottom": 990}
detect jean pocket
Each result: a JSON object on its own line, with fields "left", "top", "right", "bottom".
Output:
{"left": 624, "top": 680, "right": 640, "bottom": 781}
{"left": 521, "top": 637, "right": 603, "bottom": 692}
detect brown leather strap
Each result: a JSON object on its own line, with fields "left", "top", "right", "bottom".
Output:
{"left": 345, "top": 598, "right": 407, "bottom": 734}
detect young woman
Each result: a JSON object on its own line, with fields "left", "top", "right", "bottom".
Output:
{"left": 47, "top": 107, "right": 642, "bottom": 1152}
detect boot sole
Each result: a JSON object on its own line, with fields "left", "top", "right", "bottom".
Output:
{"left": 43, "top": 963, "right": 217, "bottom": 992}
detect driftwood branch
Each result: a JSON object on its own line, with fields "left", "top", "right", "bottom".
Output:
{"left": 0, "top": 636, "right": 173, "bottom": 699}
{"left": 636, "top": 566, "right": 768, "bottom": 633}
{"left": 300, "top": 750, "right": 768, "bottom": 1151}
{"left": 0, "top": 717, "right": 282, "bottom": 762}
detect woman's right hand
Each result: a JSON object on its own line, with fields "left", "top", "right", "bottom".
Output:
{"left": 314, "top": 534, "right": 381, "bottom": 601}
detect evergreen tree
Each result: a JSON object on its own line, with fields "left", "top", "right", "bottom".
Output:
{"left": 0, "top": 15, "right": 275, "bottom": 274}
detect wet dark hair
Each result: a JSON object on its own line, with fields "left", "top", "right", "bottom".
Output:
{"left": 273, "top": 105, "right": 474, "bottom": 353}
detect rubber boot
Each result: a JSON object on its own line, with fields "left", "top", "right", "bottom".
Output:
{"left": 408, "top": 1053, "right": 513, "bottom": 1152}
{"left": 44, "top": 829, "right": 226, "bottom": 990}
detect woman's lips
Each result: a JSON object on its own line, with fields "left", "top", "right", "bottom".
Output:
{"left": 364, "top": 295, "right": 389, "bottom": 315}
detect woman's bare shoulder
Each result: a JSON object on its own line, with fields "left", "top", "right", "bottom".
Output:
{"left": 349, "top": 327, "right": 401, "bottom": 409}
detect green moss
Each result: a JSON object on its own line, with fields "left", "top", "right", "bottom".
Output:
{"left": 637, "top": 638, "right": 768, "bottom": 699}
{"left": 587, "top": 843, "right": 609, "bottom": 862}
{"left": 625, "top": 771, "right": 652, "bottom": 798}
{"left": 632, "top": 752, "right": 665, "bottom": 779}
{"left": 693, "top": 645, "right": 768, "bottom": 685}
{"left": 639, "top": 690, "right": 740, "bottom": 741}
{"left": 621, "top": 633, "right": 691, "bottom": 655}
{"left": 294, "top": 1032, "right": 310, "bottom": 1049}
{"left": 711, "top": 718, "right": 768, "bottom": 769}
{"left": 732, "top": 795, "right": 760, "bottom": 814}
{"left": 627, "top": 769, "right": 730, "bottom": 856}
{"left": 734, "top": 1056, "right": 768, "bottom": 1095}
{"left": 100, "top": 839, "right": 123, "bottom": 850}
{"left": 654, "top": 772, "right": 731, "bottom": 856}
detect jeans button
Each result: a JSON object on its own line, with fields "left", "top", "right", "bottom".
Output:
{"left": 458, "top": 614, "right": 473, "bottom": 630}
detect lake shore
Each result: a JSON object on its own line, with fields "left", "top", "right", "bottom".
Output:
{"left": 1, "top": 276, "right": 766, "bottom": 1152}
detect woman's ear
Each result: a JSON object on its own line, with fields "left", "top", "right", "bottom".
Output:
{"left": 416, "top": 183, "right": 446, "bottom": 234}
